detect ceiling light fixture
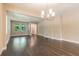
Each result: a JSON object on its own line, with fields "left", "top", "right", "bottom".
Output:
{"left": 41, "top": 9, "right": 55, "bottom": 19}
{"left": 41, "top": 10, "right": 45, "bottom": 18}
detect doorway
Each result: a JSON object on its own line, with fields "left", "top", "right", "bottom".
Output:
{"left": 29, "top": 23, "right": 38, "bottom": 47}
{"left": 29, "top": 23, "right": 37, "bottom": 35}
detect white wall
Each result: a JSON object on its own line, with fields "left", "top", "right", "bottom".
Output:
{"left": 38, "top": 5, "right": 79, "bottom": 44}
{"left": 62, "top": 7, "right": 79, "bottom": 43}
{"left": 0, "top": 4, "right": 6, "bottom": 55}
{"left": 38, "top": 15, "right": 62, "bottom": 40}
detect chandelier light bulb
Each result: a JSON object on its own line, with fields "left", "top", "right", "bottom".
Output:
{"left": 51, "top": 12, "right": 55, "bottom": 16}
{"left": 47, "top": 14, "right": 50, "bottom": 18}
{"left": 41, "top": 10, "right": 45, "bottom": 18}
{"left": 41, "top": 9, "right": 55, "bottom": 18}
{"left": 49, "top": 9, "right": 52, "bottom": 15}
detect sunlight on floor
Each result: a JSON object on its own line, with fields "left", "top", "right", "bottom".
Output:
{"left": 12, "top": 37, "right": 27, "bottom": 52}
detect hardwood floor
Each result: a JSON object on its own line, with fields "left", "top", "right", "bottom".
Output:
{"left": 1, "top": 35, "right": 79, "bottom": 56}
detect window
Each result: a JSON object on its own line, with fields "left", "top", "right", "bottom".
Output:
{"left": 14, "top": 23, "right": 26, "bottom": 32}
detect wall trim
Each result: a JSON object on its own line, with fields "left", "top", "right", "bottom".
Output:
{"left": 0, "top": 34, "right": 10, "bottom": 55}
{"left": 38, "top": 34, "right": 79, "bottom": 44}
{"left": 62, "top": 39, "right": 79, "bottom": 44}
{"left": 38, "top": 34, "right": 61, "bottom": 40}
{"left": 0, "top": 46, "right": 7, "bottom": 55}
{"left": 11, "top": 34, "right": 29, "bottom": 37}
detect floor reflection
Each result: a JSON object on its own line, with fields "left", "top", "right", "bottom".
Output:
{"left": 1, "top": 35, "right": 38, "bottom": 56}
{"left": 30, "top": 35, "right": 37, "bottom": 48}
{"left": 12, "top": 37, "right": 27, "bottom": 52}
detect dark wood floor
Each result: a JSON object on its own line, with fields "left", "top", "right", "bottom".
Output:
{"left": 1, "top": 35, "right": 79, "bottom": 56}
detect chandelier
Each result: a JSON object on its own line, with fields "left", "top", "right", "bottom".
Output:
{"left": 41, "top": 9, "right": 55, "bottom": 19}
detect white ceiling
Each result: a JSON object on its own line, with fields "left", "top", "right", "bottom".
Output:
{"left": 7, "top": 11, "right": 42, "bottom": 23}
{"left": 12, "top": 3, "right": 79, "bottom": 14}
{"left": 7, "top": 3, "right": 79, "bottom": 23}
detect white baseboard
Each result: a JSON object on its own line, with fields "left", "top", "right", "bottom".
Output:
{"left": 0, "top": 34, "right": 10, "bottom": 55}
{"left": 11, "top": 34, "right": 29, "bottom": 36}
{"left": 0, "top": 34, "right": 30, "bottom": 55}
{"left": 38, "top": 34, "right": 60, "bottom": 40}
{"left": 0, "top": 45, "right": 7, "bottom": 55}
{"left": 38, "top": 34, "right": 79, "bottom": 44}
{"left": 62, "top": 39, "right": 79, "bottom": 44}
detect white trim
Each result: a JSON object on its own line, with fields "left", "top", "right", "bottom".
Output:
{"left": 0, "top": 34, "right": 30, "bottom": 55}
{"left": 38, "top": 34, "right": 79, "bottom": 44}
{"left": 0, "top": 46, "right": 7, "bottom": 55}
{"left": 0, "top": 34, "right": 10, "bottom": 55}
{"left": 62, "top": 39, "right": 79, "bottom": 44}
{"left": 11, "top": 34, "right": 29, "bottom": 37}
{"left": 38, "top": 34, "right": 60, "bottom": 40}
{"left": 6, "top": 35, "right": 10, "bottom": 46}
